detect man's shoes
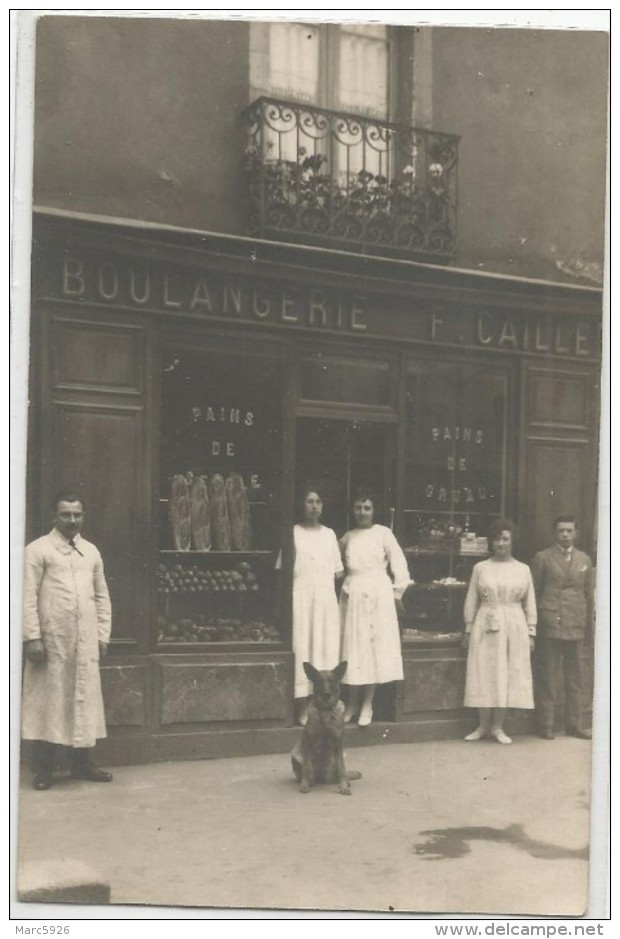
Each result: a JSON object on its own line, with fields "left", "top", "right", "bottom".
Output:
{"left": 566, "top": 727, "right": 592, "bottom": 740}
{"left": 33, "top": 772, "right": 53, "bottom": 791}
{"left": 539, "top": 730, "right": 555, "bottom": 740}
{"left": 70, "top": 764, "right": 113, "bottom": 783}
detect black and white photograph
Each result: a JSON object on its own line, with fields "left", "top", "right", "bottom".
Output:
{"left": 10, "top": 9, "right": 610, "bottom": 921}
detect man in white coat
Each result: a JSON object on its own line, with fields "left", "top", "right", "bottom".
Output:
{"left": 22, "top": 492, "right": 113, "bottom": 790}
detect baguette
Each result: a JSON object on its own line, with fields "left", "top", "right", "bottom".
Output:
{"left": 226, "top": 472, "right": 252, "bottom": 550}
{"left": 170, "top": 474, "right": 191, "bottom": 551}
{"left": 190, "top": 475, "right": 211, "bottom": 551}
{"left": 209, "top": 473, "right": 232, "bottom": 551}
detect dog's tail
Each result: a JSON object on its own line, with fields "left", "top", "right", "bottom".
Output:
{"left": 346, "top": 770, "right": 362, "bottom": 781}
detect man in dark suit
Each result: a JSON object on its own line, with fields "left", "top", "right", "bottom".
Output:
{"left": 531, "top": 514, "right": 595, "bottom": 740}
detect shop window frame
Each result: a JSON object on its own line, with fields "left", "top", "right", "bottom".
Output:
{"left": 153, "top": 328, "right": 289, "bottom": 653}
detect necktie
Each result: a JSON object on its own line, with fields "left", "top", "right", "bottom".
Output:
{"left": 69, "top": 539, "right": 84, "bottom": 556}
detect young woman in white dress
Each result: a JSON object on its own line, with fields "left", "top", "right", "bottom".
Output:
{"left": 285, "top": 487, "right": 344, "bottom": 726}
{"left": 339, "top": 490, "right": 412, "bottom": 727}
{"left": 462, "top": 518, "right": 537, "bottom": 744}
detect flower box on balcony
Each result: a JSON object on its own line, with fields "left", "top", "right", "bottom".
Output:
{"left": 243, "top": 97, "right": 459, "bottom": 263}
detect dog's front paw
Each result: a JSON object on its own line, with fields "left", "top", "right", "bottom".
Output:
{"left": 300, "top": 783, "right": 311, "bottom": 794}
{"left": 338, "top": 785, "right": 352, "bottom": 796}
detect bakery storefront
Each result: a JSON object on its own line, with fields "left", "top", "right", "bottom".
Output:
{"left": 26, "top": 210, "right": 602, "bottom": 764}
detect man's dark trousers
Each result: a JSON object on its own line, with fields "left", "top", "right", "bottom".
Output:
{"left": 536, "top": 637, "right": 585, "bottom": 734}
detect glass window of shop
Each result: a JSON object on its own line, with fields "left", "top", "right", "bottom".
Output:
{"left": 157, "top": 342, "right": 284, "bottom": 646}
{"left": 399, "top": 360, "right": 509, "bottom": 637}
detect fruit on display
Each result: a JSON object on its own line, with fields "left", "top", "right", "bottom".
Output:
{"left": 157, "top": 560, "right": 275, "bottom": 642}
{"left": 158, "top": 615, "right": 280, "bottom": 644}
{"left": 157, "top": 561, "right": 259, "bottom": 593}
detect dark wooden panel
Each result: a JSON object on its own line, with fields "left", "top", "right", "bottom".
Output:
{"left": 159, "top": 660, "right": 292, "bottom": 724}
{"left": 101, "top": 664, "right": 147, "bottom": 726}
{"left": 527, "top": 368, "right": 589, "bottom": 429}
{"left": 52, "top": 318, "right": 144, "bottom": 393}
{"left": 51, "top": 403, "right": 148, "bottom": 644}
{"left": 521, "top": 438, "right": 589, "bottom": 559}
{"left": 401, "top": 654, "right": 466, "bottom": 713}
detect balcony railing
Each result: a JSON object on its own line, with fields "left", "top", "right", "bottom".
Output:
{"left": 243, "top": 97, "right": 459, "bottom": 263}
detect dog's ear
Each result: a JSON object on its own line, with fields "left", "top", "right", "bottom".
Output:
{"left": 332, "top": 661, "right": 348, "bottom": 683}
{"left": 303, "top": 662, "right": 321, "bottom": 684}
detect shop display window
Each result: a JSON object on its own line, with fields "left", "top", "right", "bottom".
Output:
{"left": 157, "top": 342, "right": 283, "bottom": 646}
{"left": 400, "top": 360, "right": 509, "bottom": 638}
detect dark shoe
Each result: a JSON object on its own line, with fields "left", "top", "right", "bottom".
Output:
{"left": 566, "top": 727, "right": 592, "bottom": 739}
{"left": 539, "top": 730, "right": 555, "bottom": 740}
{"left": 33, "top": 772, "right": 53, "bottom": 791}
{"left": 71, "top": 764, "right": 113, "bottom": 783}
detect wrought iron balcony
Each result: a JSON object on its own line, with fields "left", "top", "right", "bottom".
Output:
{"left": 243, "top": 97, "right": 459, "bottom": 263}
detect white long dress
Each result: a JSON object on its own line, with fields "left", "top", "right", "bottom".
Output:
{"left": 339, "top": 525, "right": 411, "bottom": 686}
{"left": 290, "top": 524, "right": 343, "bottom": 698}
{"left": 463, "top": 558, "right": 537, "bottom": 709}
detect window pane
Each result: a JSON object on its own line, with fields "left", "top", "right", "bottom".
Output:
{"left": 300, "top": 354, "right": 393, "bottom": 407}
{"left": 404, "top": 362, "right": 507, "bottom": 541}
{"left": 160, "top": 346, "right": 283, "bottom": 552}
{"left": 268, "top": 22, "right": 320, "bottom": 102}
{"left": 339, "top": 29, "right": 388, "bottom": 118}
{"left": 158, "top": 345, "right": 284, "bottom": 645}
{"left": 337, "top": 28, "right": 390, "bottom": 180}
{"left": 344, "top": 23, "right": 387, "bottom": 39}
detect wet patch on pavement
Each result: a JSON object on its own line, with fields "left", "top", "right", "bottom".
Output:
{"left": 412, "top": 824, "right": 589, "bottom": 861}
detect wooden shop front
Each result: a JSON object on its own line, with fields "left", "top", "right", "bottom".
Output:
{"left": 25, "top": 209, "right": 602, "bottom": 764}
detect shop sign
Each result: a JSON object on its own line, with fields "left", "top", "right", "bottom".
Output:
{"left": 37, "top": 252, "right": 600, "bottom": 360}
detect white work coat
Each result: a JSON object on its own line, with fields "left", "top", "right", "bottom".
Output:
{"left": 21, "top": 529, "right": 112, "bottom": 747}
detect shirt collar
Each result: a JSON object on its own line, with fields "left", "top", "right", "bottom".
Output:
{"left": 50, "top": 528, "right": 82, "bottom": 554}
{"left": 555, "top": 543, "right": 573, "bottom": 557}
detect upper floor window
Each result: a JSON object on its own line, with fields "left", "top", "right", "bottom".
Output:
{"left": 251, "top": 21, "right": 392, "bottom": 119}
{"left": 339, "top": 24, "right": 389, "bottom": 118}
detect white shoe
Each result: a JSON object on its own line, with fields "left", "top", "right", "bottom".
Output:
{"left": 343, "top": 705, "right": 357, "bottom": 724}
{"left": 464, "top": 727, "right": 487, "bottom": 741}
{"left": 491, "top": 729, "right": 512, "bottom": 745}
{"left": 358, "top": 704, "right": 373, "bottom": 727}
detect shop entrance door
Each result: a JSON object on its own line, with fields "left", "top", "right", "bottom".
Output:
{"left": 295, "top": 417, "right": 395, "bottom": 537}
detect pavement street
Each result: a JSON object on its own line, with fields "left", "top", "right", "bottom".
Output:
{"left": 15, "top": 734, "right": 595, "bottom": 918}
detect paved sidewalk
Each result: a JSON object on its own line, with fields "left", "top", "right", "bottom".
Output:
{"left": 15, "top": 734, "right": 593, "bottom": 917}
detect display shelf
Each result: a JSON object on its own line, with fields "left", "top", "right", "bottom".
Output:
{"left": 405, "top": 545, "right": 454, "bottom": 557}
{"left": 398, "top": 506, "right": 489, "bottom": 633}
{"left": 156, "top": 550, "right": 280, "bottom": 645}
{"left": 406, "top": 582, "right": 467, "bottom": 591}
{"left": 160, "top": 550, "right": 274, "bottom": 556}
{"left": 401, "top": 630, "right": 463, "bottom": 645}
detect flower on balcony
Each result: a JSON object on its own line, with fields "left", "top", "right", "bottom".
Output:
{"left": 246, "top": 143, "right": 452, "bottom": 245}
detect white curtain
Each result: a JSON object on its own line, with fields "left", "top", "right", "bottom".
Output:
{"left": 339, "top": 27, "right": 388, "bottom": 118}
{"left": 337, "top": 26, "right": 390, "bottom": 181}
{"left": 268, "top": 22, "right": 320, "bottom": 102}
{"left": 263, "top": 23, "right": 390, "bottom": 179}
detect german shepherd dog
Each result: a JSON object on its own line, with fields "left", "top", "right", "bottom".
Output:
{"left": 291, "top": 661, "right": 362, "bottom": 795}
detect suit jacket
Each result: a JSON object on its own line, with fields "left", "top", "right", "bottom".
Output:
{"left": 530, "top": 544, "right": 594, "bottom": 641}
